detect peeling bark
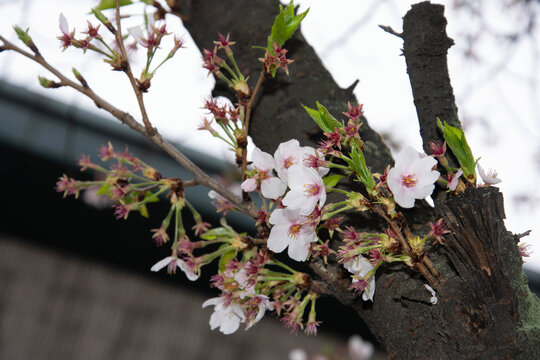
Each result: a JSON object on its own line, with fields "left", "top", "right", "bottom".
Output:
{"left": 173, "top": 1, "right": 540, "bottom": 358}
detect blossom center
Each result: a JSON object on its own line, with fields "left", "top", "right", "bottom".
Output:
{"left": 287, "top": 223, "right": 302, "bottom": 239}
{"left": 401, "top": 174, "right": 417, "bottom": 188}
{"left": 303, "top": 183, "right": 321, "bottom": 197}
{"left": 258, "top": 169, "right": 270, "bottom": 181}
{"left": 283, "top": 156, "right": 295, "bottom": 169}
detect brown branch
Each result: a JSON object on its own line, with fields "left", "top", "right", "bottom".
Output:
{"left": 244, "top": 72, "right": 265, "bottom": 141}
{"left": 373, "top": 205, "right": 439, "bottom": 288}
{"left": 114, "top": 0, "right": 155, "bottom": 136}
{"left": 240, "top": 71, "right": 265, "bottom": 199}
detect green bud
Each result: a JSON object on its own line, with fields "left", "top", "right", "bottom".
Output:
{"left": 13, "top": 25, "right": 31, "bottom": 46}
{"left": 38, "top": 76, "right": 61, "bottom": 89}
{"left": 72, "top": 68, "right": 88, "bottom": 88}
{"left": 13, "top": 25, "right": 40, "bottom": 55}
{"left": 91, "top": 8, "right": 116, "bottom": 34}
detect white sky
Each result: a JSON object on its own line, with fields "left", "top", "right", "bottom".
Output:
{"left": 1, "top": 0, "right": 539, "bottom": 271}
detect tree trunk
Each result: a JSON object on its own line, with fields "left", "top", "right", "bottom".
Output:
{"left": 173, "top": 1, "right": 540, "bottom": 358}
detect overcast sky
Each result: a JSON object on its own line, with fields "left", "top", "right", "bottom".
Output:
{"left": 1, "top": 0, "right": 539, "bottom": 271}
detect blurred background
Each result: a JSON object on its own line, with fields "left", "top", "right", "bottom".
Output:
{"left": 0, "top": 0, "right": 539, "bottom": 359}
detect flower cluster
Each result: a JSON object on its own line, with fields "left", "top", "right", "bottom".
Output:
{"left": 201, "top": 248, "right": 319, "bottom": 335}
{"left": 242, "top": 139, "right": 329, "bottom": 262}
{"left": 56, "top": 10, "right": 184, "bottom": 87}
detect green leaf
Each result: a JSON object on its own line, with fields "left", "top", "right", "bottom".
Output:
{"left": 303, "top": 105, "right": 331, "bottom": 132}
{"left": 218, "top": 245, "right": 237, "bottom": 272}
{"left": 437, "top": 118, "right": 476, "bottom": 180}
{"left": 303, "top": 101, "right": 342, "bottom": 133}
{"left": 142, "top": 191, "right": 159, "bottom": 203}
{"left": 344, "top": 146, "right": 376, "bottom": 192}
{"left": 94, "top": 0, "right": 133, "bottom": 11}
{"left": 323, "top": 174, "right": 343, "bottom": 188}
{"left": 267, "top": 1, "right": 309, "bottom": 51}
{"left": 96, "top": 183, "right": 113, "bottom": 195}
{"left": 138, "top": 204, "right": 149, "bottom": 218}
{"left": 316, "top": 102, "right": 342, "bottom": 131}
{"left": 200, "top": 226, "right": 234, "bottom": 240}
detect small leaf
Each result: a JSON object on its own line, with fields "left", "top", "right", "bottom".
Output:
{"left": 323, "top": 174, "right": 344, "bottom": 188}
{"left": 316, "top": 102, "right": 342, "bottom": 131}
{"left": 303, "top": 105, "right": 332, "bottom": 132}
{"left": 345, "top": 146, "right": 375, "bottom": 192}
{"left": 267, "top": 1, "right": 309, "bottom": 51}
{"left": 200, "top": 227, "right": 233, "bottom": 240}
{"left": 94, "top": 0, "right": 133, "bottom": 10}
{"left": 303, "top": 102, "right": 343, "bottom": 133}
{"left": 218, "top": 245, "right": 237, "bottom": 272}
{"left": 437, "top": 118, "right": 476, "bottom": 180}
{"left": 96, "top": 183, "right": 113, "bottom": 195}
{"left": 142, "top": 191, "right": 159, "bottom": 203}
{"left": 138, "top": 204, "right": 149, "bottom": 218}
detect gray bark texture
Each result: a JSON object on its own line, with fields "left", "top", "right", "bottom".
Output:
{"left": 173, "top": 1, "right": 540, "bottom": 358}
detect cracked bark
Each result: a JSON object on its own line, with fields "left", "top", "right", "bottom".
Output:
{"left": 174, "top": 1, "right": 540, "bottom": 358}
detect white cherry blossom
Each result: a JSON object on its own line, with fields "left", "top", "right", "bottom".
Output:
{"left": 127, "top": 16, "right": 155, "bottom": 47}
{"left": 202, "top": 297, "right": 246, "bottom": 335}
{"left": 348, "top": 335, "right": 374, "bottom": 360}
{"left": 268, "top": 208, "right": 317, "bottom": 261}
{"left": 344, "top": 256, "right": 376, "bottom": 301}
{"left": 274, "top": 139, "right": 328, "bottom": 183}
{"left": 245, "top": 295, "right": 274, "bottom": 330}
{"left": 150, "top": 256, "right": 198, "bottom": 281}
{"left": 477, "top": 163, "right": 501, "bottom": 185}
{"left": 387, "top": 147, "right": 440, "bottom": 208}
{"left": 241, "top": 147, "right": 286, "bottom": 199}
{"left": 289, "top": 349, "right": 308, "bottom": 360}
{"left": 282, "top": 165, "right": 326, "bottom": 215}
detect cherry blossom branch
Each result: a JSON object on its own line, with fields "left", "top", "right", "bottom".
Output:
{"left": 114, "top": 0, "right": 155, "bottom": 136}
{"left": 0, "top": 35, "right": 258, "bottom": 218}
{"left": 372, "top": 205, "right": 439, "bottom": 288}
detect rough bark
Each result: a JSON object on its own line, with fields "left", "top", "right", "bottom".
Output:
{"left": 173, "top": 1, "right": 540, "bottom": 358}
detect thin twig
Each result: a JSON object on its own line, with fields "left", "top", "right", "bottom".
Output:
{"left": 373, "top": 205, "right": 439, "bottom": 289}
{"left": 378, "top": 24, "right": 403, "bottom": 38}
{"left": 402, "top": 224, "right": 440, "bottom": 278}
{"left": 240, "top": 71, "right": 265, "bottom": 185}
{"left": 114, "top": 0, "right": 155, "bottom": 136}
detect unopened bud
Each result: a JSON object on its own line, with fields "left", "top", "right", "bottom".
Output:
{"left": 72, "top": 68, "right": 89, "bottom": 88}
{"left": 91, "top": 8, "right": 115, "bottom": 34}
{"left": 38, "top": 76, "right": 62, "bottom": 89}
{"left": 13, "top": 25, "right": 40, "bottom": 55}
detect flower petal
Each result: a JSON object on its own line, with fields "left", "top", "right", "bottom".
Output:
{"left": 59, "top": 13, "right": 69, "bottom": 34}
{"left": 287, "top": 231, "right": 316, "bottom": 262}
{"left": 393, "top": 189, "right": 415, "bottom": 208}
{"left": 267, "top": 225, "right": 291, "bottom": 253}
{"left": 127, "top": 26, "right": 145, "bottom": 46}
{"left": 261, "top": 177, "right": 286, "bottom": 199}
{"left": 282, "top": 189, "right": 317, "bottom": 215}
{"left": 150, "top": 256, "right": 173, "bottom": 272}
{"left": 241, "top": 178, "right": 258, "bottom": 193}
{"left": 252, "top": 147, "right": 275, "bottom": 171}
{"left": 202, "top": 297, "right": 221, "bottom": 308}
{"left": 178, "top": 260, "right": 198, "bottom": 281}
